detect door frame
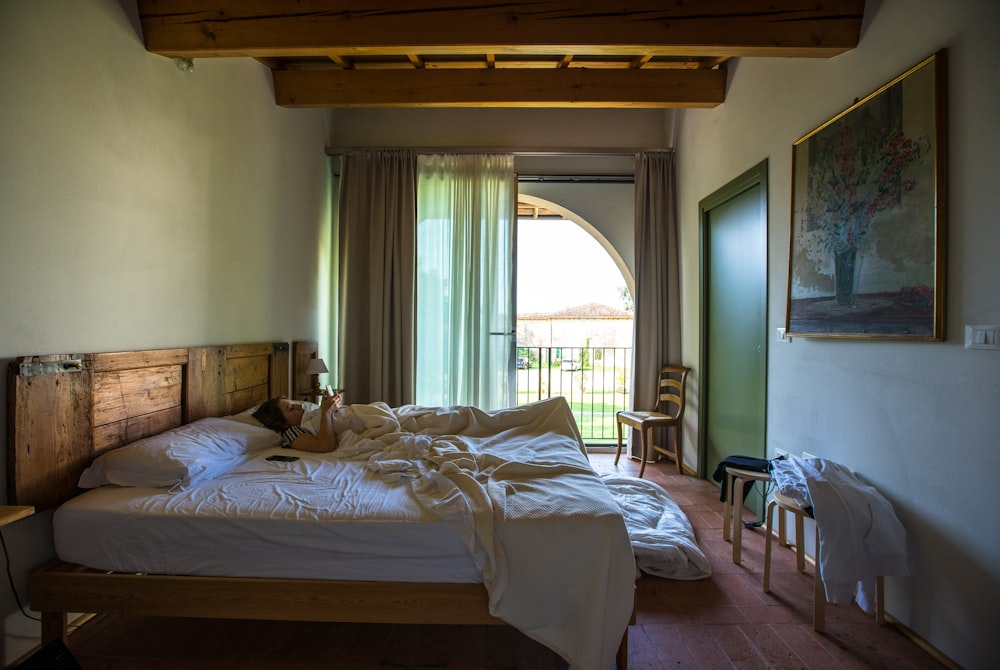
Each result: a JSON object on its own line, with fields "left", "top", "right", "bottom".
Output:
{"left": 697, "top": 160, "right": 769, "bottom": 478}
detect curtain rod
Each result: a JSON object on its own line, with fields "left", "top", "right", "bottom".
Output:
{"left": 518, "top": 174, "right": 634, "bottom": 184}
{"left": 325, "top": 146, "right": 668, "bottom": 157}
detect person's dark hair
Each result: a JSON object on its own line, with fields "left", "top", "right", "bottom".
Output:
{"left": 252, "top": 397, "right": 291, "bottom": 433}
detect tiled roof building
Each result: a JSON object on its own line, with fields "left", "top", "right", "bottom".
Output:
{"left": 517, "top": 303, "right": 633, "bottom": 348}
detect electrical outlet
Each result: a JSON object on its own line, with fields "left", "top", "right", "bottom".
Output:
{"left": 776, "top": 327, "right": 792, "bottom": 343}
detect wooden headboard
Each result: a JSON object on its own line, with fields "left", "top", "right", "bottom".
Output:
{"left": 6, "top": 342, "right": 289, "bottom": 511}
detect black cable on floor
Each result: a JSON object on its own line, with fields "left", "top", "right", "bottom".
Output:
{"left": 0, "top": 528, "right": 42, "bottom": 622}
{"left": 743, "top": 479, "right": 778, "bottom": 528}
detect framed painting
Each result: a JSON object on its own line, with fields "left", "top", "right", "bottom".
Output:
{"left": 785, "top": 50, "right": 947, "bottom": 340}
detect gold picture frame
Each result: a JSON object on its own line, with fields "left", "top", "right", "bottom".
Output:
{"left": 785, "top": 50, "right": 947, "bottom": 340}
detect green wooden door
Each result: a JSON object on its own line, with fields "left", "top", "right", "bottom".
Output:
{"left": 700, "top": 162, "right": 768, "bottom": 517}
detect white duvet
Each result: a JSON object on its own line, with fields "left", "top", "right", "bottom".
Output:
{"left": 330, "top": 397, "right": 635, "bottom": 670}
{"left": 602, "top": 474, "right": 711, "bottom": 581}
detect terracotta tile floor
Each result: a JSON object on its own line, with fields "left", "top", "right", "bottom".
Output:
{"left": 58, "top": 455, "right": 948, "bottom": 669}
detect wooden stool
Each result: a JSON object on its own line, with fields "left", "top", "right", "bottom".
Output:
{"left": 722, "top": 466, "right": 771, "bottom": 564}
{"left": 763, "top": 490, "right": 885, "bottom": 631}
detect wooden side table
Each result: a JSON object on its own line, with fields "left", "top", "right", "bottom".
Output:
{"left": 722, "top": 467, "right": 771, "bottom": 564}
{"left": 0, "top": 506, "right": 35, "bottom": 527}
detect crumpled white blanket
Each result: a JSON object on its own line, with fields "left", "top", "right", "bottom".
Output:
{"left": 602, "top": 474, "right": 711, "bottom": 580}
{"left": 329, "top": 397, "right": 635, "bottom": 670}
{"left": 770, "top": 457, "right": 909, "bottom": 613}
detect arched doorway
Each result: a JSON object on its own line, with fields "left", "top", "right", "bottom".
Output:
{"left": 517, "top": 194, "right": 633, "bottom": 306}
{"left": 515, "top": 194, "right": 634, "bottom": 448}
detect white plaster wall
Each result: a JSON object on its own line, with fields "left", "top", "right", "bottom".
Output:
{"left": 328, "top": 107, "right": 672, "bottom": 155}
{"left": 0, "top": 1, "right": 329, "bottom": 356}
{"left": 0, "top": 1, "right": 328, "bottom": 663}
{"left": 329, "top": 107, "right": 657, "bottom": 322}
{"left": 673, "top": 1, "right": 1000, "bottom": 667}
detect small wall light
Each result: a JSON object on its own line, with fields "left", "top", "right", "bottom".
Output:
{"left": 174, "top": 57, "right": 195, "bottom": 74}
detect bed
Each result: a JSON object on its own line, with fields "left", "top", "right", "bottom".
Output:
{"left": 9, "top": 342, "right": 635, "bottom": 670}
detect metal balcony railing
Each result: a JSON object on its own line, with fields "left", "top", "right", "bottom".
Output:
{"left": 515, "top": 346, "right": 632, "bottom": 446}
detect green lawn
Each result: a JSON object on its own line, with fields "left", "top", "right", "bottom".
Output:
{"left": 515, "top": 388, "right": 627, "bottom": 443}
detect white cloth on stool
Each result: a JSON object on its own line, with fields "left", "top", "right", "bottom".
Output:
{"left": 770, "top": 457, "right": 908, "bottom": 613}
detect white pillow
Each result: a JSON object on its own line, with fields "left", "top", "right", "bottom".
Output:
{"left": 78, "top": 417, "right": 280, "bottom": 490}
{"left": 224, "top": 407, "right": 268, "bottom": 428}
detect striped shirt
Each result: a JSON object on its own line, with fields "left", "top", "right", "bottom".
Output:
{"left": 280, "top": 425, "right": 307, "bottom": 448}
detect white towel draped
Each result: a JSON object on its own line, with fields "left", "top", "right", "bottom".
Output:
{"left": 771, "top": 457, "right": 909, "bottom": 612}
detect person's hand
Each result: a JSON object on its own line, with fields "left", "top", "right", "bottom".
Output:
{"left": 320, "top": 387, "right": 343, "bottom": 411}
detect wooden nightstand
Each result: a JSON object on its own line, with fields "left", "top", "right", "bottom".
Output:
{"left": 0, "top": 506, "right": 35, "bottom": 527}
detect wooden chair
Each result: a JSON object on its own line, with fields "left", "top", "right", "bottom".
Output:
{"left": 615, "top": 364, "right": 691, "bottom": 478}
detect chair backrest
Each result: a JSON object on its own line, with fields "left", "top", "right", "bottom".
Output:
{"left": 655, "top": 364, "right": 691, "bottom": 419}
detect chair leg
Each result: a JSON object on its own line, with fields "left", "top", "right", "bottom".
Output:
{"left": 778, "top": 504, "right": 788, "bottom": 547}
{"left": 614, "top": 419, "right": 624, "bottom": 465}
{"left": 732, "top": 476, "right": 745, "bottom": 564}
{"left": 722, "top": 471, "right": 734, "bottom": 542}
{"left": 672, "top": 425, "right": 683, "bottom": 473}
{"left": 794, "top": 511, "right": 806, "bottom": 572}
{"left": 637, "top": 427, "right": 649, "bottom": 479}
{"left": 813, "top": 523, "right": 825, "bottom": 632}
{"left": 763, "top": 500, "right": 776, "bottom": 592}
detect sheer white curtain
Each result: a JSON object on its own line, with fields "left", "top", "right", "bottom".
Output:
{"left": 631, "top": 151, "right": 682, "bottom": 459}
{"left": 416, "top": 154, "right": 516, "bottom": 409}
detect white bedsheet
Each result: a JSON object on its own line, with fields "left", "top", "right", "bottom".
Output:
{"left": 55, "top": 397, "right": 634, "bottom": 670}
{"left": 55, "top": 454, "right": 481, "bottom": 582}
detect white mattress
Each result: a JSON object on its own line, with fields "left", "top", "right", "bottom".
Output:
{"left": 54, "top": 447, "right": 482, "bottom": 582}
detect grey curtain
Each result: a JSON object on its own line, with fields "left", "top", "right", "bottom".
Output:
{"left": 336, "top": 150, "right": 417, "bottom": 406}
{"left": 630, "top": 151, "right": 682, "bottom": 460}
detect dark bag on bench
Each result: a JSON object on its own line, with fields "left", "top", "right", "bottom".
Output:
{"left": 712, "top": 455, "right": 772, "bottom": 503}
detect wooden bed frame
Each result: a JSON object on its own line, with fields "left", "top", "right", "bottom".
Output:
{"left": 8, "top": 342, "right": 631, "bottom": 669}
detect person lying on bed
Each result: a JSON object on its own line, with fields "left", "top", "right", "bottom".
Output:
{"left": 252, "top": 388, "right": 344, "bottom": 452}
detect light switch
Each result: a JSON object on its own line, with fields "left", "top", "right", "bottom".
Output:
{"left": 965, "top": 324, "right": 1000, "bottom": 350}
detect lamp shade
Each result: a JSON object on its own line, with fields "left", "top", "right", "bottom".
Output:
{"left": 304, "top": 358, "right": 328, "bottom": 375}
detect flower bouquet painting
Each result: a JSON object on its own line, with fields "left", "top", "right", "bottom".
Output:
{"left": 786, "top": 51, "right": 946, "bottom": 340}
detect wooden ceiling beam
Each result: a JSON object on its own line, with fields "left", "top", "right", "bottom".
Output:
{"left": 137, "top": 0, "right": 865, "bottom": 59}
{"left": 272, "top": 67, "right": 727, "bottom": 109}
{"left": 327, "top": 54, "right": 353, "bottom": 69}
